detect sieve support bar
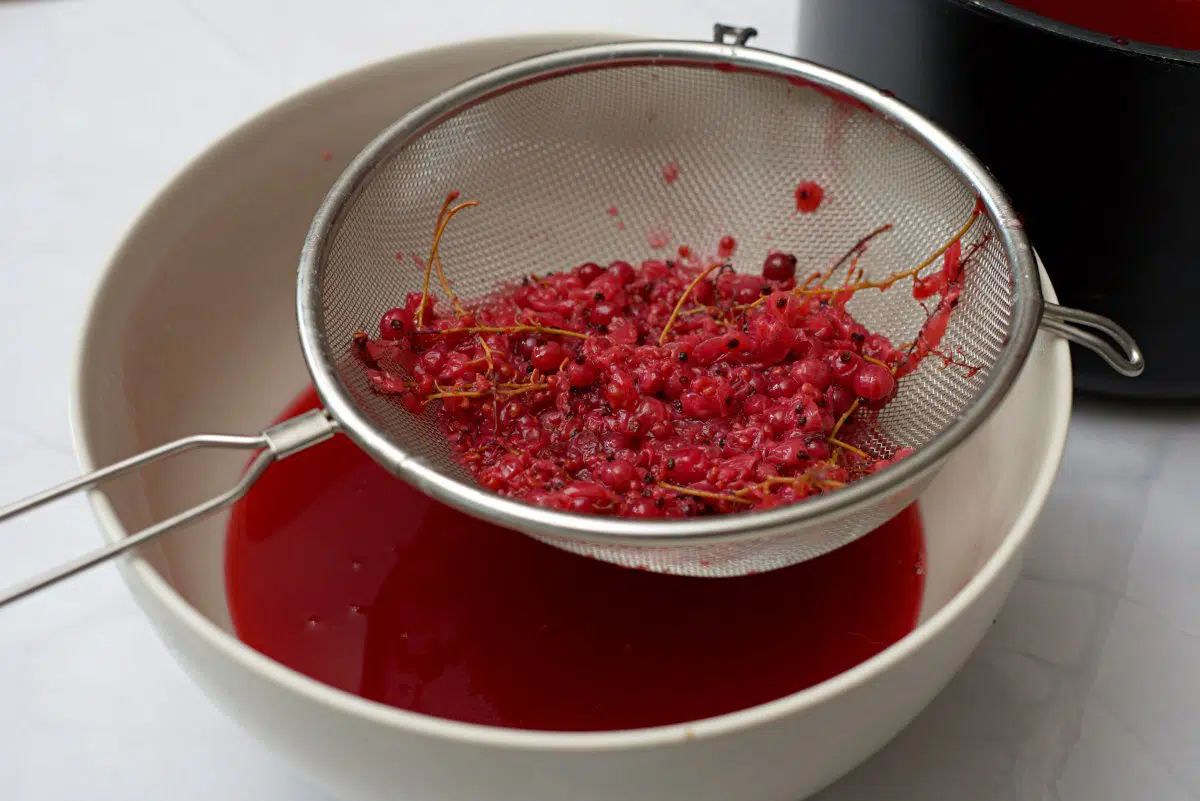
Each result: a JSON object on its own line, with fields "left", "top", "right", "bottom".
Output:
{"left": 1041, "top": 302, "right": 1145, "bottom": 378}
{"left": 0, "top": 409, "right": 337, "bottom": 609}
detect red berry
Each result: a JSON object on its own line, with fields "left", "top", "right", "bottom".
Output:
{"left": 749, "top": 313, "right": 794, "bottom": 365}
{"left": 852, "top": 363, "right": 896, "bottom": 403}
{"left": 596, "top": 459, "right": 637, "bottom": 491}
{"left": 588, "top": 302, "right": 619, "bottom": 327}
{"left": 603, "top": 370, "right": 637, "bottom": 410}
{"left": 561, "top": 482, "right": 615, "bottom": 514}
{"left": 607, "top": 260, "right": 636, "bottom": 284}
{"left": 804, "top": 438, "right": 831, "bottom": 461}
{"left": 730, "top": 274, "right": 768, "bottom": 304}
{"left": 418, "top": 349, "right": 445, "bottom": 373}
{"left": 577, "top": 262, "right": 604, "bottom": 284}
{"left": 379, "top": 308, "right": 414, "bottom": 340}
{"left": 742, "top": 394, "right": 771, "bottom": 416}
{"left": 499, "top": 401, "right": 525, "bottom": 425}
{"left": 830, "top": 350, "right": 862, "bottom": 383}
{"left": 640, "top": 259, "right": 671, "bottom": 281}
{"left": 624, "top": 496, "right": 667, "bottom": 518}
{"left": 531, "top": 342, "right": 565, "bottom": 372}
{"left": 692, "top": 278, "right": 716, "bottom": 305}
{"left": 791, "top": 358, "right": 831, "bottom": 390}
{"left": 827, "top": 384, "right": 855, "bottom": 416}
{"left": 399, "top": 389, "right": 425, "bottom": 414}
{"left": 767, "top": 375, "right": 799, "bottom": 398}
{"left": 607, "top": 318, "right": 640, "bottom": 346}
{"left": 762, "top": 252, "right": 798, "bottom": 281}
{"left": 794, "top": 181, "right": 825, "bottom": 214}
{"left": 765, "top": 404, "right": 794, "bottom": 434}
{"left": 766, "top": 437, "right": 809, "bottom": 467}
{"left": 630, "top": 397, "right": 669, "bottom": 433}
{"left": 681, "top": 390, "right": 722, "bottom": 419}
{"left": 566, "top": 361, "right": 598, "bottom": 388}
{"left": 662, "top": 448, "right": 710, "bottom": 483}
{"left": 713, "top": 453, "right": 758, "bottom": 484}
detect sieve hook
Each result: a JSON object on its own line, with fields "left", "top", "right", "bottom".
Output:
{"left": 0, "top": 408, "right": 337, "bottom": 609}
{"left": 1040, "top": 302, "right": 1144, "bottom": 377}
{"left": 713, "top": 24, "right": 758, "bottom": 47}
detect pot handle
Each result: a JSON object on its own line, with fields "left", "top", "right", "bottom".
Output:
{"left": 1040, "top": 302, "right": 1145, "bottom": 377}
{"left": 0, "top": 409, "right": 336, "bottom": 609}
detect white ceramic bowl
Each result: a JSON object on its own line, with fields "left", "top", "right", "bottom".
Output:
{"left": 70, "top": 33, "right": 1073, "bottom": 801}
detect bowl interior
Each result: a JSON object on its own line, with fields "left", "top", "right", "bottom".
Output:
{"left": 72, "top": 31, "right": 1070, "bottom": 717}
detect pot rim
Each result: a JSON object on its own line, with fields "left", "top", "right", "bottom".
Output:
{"left": 959, "top": 0, "right": 1200, "bottom": 63}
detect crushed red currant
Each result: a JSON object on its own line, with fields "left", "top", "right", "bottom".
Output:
{"left": 354, "top": 192, "right": 984, "bottom": 517}
{"left": 794, "top": 180, "right": 825, "bottom": 214}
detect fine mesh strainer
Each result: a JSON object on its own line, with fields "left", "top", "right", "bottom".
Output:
{"left": 0, "top": 24, "right": 1142, "bottom": 606}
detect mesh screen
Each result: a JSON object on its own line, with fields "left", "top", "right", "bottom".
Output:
{"left": 314, "top": 62, "right": 1014, "bottom": 576}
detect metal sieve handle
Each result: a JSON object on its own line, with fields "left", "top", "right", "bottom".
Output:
{"left": 0, "top": 409, "right": 337, "bottom": 609}
{"left": 1041, "top": 302, "right": 1145, "bottom": 377}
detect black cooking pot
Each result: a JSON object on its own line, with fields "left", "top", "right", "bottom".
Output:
{"left": 795, "top": 0, "right": 1196, "bottom": 400}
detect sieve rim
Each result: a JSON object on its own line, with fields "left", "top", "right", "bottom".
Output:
{"left": 297, "top": 38, "right": 1042, "bottom": 548}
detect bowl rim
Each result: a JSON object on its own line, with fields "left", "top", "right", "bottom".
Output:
{"left": 68, "top": 31, "right": 1075, "bottom": 752}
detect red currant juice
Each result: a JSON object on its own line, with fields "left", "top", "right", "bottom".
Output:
{"left": 1004, "top": 0, "right": 1200, "bottom": 49}
{"left": 226, "top": 388, "right": 925, "bottom": 732}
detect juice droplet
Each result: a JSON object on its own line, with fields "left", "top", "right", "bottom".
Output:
{"left": 795, "top": 181, "right": 825, "bottom": 214}
{"left": 718, "top": 235, "right": 737, "bottom": 259}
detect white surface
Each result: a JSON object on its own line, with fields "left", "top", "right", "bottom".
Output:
{"left": 0, "top": 2, "right": 1193, "bottom": 800}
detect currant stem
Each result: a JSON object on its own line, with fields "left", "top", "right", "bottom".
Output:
{"left": 733, "top": 474, "right": 811, "bottom": 497}
{"left": 659, "top": 482, "right": 753, "bottom": 505}
{"left": 416, "top": 195, "right": 479, "bottom": 327}
{"left": 426, "top": 383, "right": 549, "bottom": 401}
{"left": 478, "top": 334, "right": 497, "bottom": 373}
{"left": 659, "top": 261, "right": 727, "bottom": 345}
{"left": 421, "top": 324, "right": 589, "bottom": 340}
{"left": 816, "top": 222, "right": 895, "bottom": 289}
{"left": 840, "top": 205, "right": 981, "bottom": 295}
{"left": 829, "top": 399, "right": 860, "bottom": 441}
{"left": 827, "top": 437, "right": 870, "bottom": 460}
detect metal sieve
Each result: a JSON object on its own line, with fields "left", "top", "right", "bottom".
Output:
{"left": 0, "top": 24, "right": 1142, "bottom": 606}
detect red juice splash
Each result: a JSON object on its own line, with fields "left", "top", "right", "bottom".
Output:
{"left": 226, "top": 387, "right": 926, "bottom": 732}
